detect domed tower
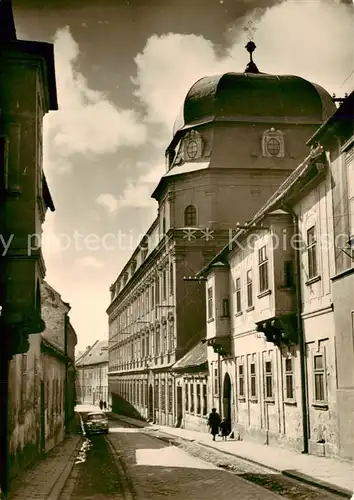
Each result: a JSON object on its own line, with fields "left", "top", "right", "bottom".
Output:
{"left": 152, "top": 42, "right": 335, "bottom": 231}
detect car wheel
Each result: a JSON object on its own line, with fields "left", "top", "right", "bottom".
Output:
{"left": 105, "top": 429, "right": 109, "bottom": 434}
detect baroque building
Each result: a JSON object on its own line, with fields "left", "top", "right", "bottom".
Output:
{"left": 76, "top": 340, "right": 110, "bottom": 406}
{"left": 107, "top": 43, "right": 336, "bottom": 429}
{"left": 199, "top": 142, "right": 339, "bottom": 456}
{"left": 0, "top": 1, "right": 58, "bottom": 494}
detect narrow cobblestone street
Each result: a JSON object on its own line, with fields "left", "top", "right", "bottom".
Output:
{"left": 57, "top": 413, "right": 346, "bottom": 500}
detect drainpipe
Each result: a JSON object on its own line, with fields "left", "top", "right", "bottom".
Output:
{"left": 217, "top": 352, "right": 222, "bottom": 414}
{"left": 283, "top": 203, "right": 309, "bottom": 454}
{"left": 64, "top": 313, "right": 69, "bottom": 432}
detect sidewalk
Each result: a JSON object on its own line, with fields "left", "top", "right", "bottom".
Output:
{"left": 109, "top": 412, "right": 354, "bottom": 498}
{"left": 8, "top": 415, "right": 82, "bottom": 500}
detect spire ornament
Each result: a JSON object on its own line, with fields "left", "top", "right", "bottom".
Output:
{"left": 243, "top": 19, "right": 259, "bottom": 74}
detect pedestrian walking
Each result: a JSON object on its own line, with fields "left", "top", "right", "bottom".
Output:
{"left": 219, "top": 418, "right": 231, "bottom": 440}
{"left": 103, "top": 401, "right": 107, "bottom": 410}
{"left": 207, "top": 408, "right": 221, "bottom": 441}
{"left": 99, "top": 399, "right": 103, "bottom": 410}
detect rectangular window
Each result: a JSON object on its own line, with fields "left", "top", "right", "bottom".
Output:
{"left": 236, "top": 277, "right": 242, "bottom": 313}
{"left": 265, "top": 360, "right": 273, "bottom": 399}
{"left": 156, "top": 277, "right": 160, "bottom": 305}
{"left": 196, "top": 384, "right": 201, "bottom": 415}
{"left": 162, "top": 269, "right": 167, "bottom": 300}
{"left": 222, "top": 298, "right": 230, "bottom": 317}
{"left": 151, "top": 284, "right": 155, "bottom": 310}
{"left": 259, "top": 246, "right": 269, "bottom": 292}
{"left": 161, "top": 380, "right": 166, "bottom": 411}
{"left": 185, "top": 381, "right": 189, "bottom": 411}
{"left": 202, "top": 384, "right": 207, "bottom": 415}
{"left": 168, "top": 380, "right": 173, "bottom": 413}
{"left": 247, "top": 270, "right": 253, "bottom": 308}
{"left": 214, "top": 366, "right": 218, "bottom": 395}
{"left": 249, "top": 362, "right": 257, "bottom": 398}
{"left": 313, "top": 353, "right": 326, "bottom": 402}
{"left": 169, "top": 263, "right": 174, "bottom": 295}
{"left": 190, "top": 383, "right": 194, "bottom": 413}
{"left": 284, "top": 357, "right": 294, "bottom": 400}
{"left": 307, "top": 226, "right": 318, "bottom": 279}
{"left": 207, "top": 286, "right": 213, "bottom": 319}
{"left": 238, "top": 363, "right": 245, "bottom": 397}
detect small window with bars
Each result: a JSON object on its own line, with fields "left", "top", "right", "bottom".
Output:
{"left": 238, "top": 363, "right": 245, "bottom": 398}
{"left": 190, "top": 383, "right": 194, "bottom": 413}
{"left": 196, "top": 384, "right": 201, "bottom": 415}
{"left": 264, "top": 359, "right": 273, "bottom": 399}
{"left": 222, "top": 298, "right": 230, "bottom": 317}
{"left": 185, "top": 381, "right": 189, "bottom": 411}
{"left": 284, "top": 356, "right": 295, "bottom": 400}
{"left": 313, "top": 352, "right": 327, "bottom": 403}
{"left": 214, "top": 366, "right": 218, "bottom": 396}
{"left": 249, "top": 361, "right": 257, "bottom": 398}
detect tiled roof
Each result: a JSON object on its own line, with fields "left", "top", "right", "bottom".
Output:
{"left": 76, "top": 340, "right": 108, "bottom": 366}
{"left": 172, "top": 342, "right": 207, "bottom": 371}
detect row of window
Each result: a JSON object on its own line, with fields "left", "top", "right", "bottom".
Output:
{"left": 116, "top": 379, "right": 173, "bottom": 413}
{"left": 207, "top": 227, "right": 320, "bottom": 319}
{"left": 184, "top": 381, "right": 208, "bottom": 416}
{"left": 114, "top": 263, "right": 174, "bottom": 332}
{"left": 212, "top": 350, "right": 327, "bottom": 405}
{"left": 109, "top": 326, "right": 176, "bottom": 370}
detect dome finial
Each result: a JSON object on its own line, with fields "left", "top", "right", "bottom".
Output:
{"left": 243, "top": 19, "right": 259, "bottom": 74}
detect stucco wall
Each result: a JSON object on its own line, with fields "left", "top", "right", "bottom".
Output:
{"left": 7, "top": 334, "right": 42, "bottom": 480}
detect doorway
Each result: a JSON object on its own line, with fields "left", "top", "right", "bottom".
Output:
{"left": 223, "top": 373, "right": 231, "bottom": 422}
{"left": 148, "top": 384, "right": 153, "bottom": 421}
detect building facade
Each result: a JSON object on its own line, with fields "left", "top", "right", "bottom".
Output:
{"left": 0, "top": 2, "right": 58, "bottom": 493}
{"left": 76, "top": 341, "right": 109, "bottom": 406}
{"left": 7, "top": 282, "right": 77, "bottom": 481}
{"left": 199, "top": 141, "right": 342, "bottom": 457}
{"left": 107, "top": 45, "right": 336, "bottom": 429}
{"left": 309, "top": 92, "right": 354, "bottom": 461}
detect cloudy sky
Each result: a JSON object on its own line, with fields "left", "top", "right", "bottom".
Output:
{"left": 13, "top": 0, "right": 353, "bottom": 352}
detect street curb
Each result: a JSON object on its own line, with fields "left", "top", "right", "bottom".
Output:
{"left": 46, "top": 433, "right": 83, "bottom": 500}
{"left": 282, "top": 470, "right": 353, "bottom": 499}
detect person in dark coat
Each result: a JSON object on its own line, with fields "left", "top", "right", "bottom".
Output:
{"left": 103, "top": 401, "right": 107, "bottom": 410}
{"left": 99, "top": 399, "right": 103, "bottom": 410}
{"left": 207, "top": 408, "right": 221, "bottom": 441}
{"left": 219, "top": 418, "right": 231, "bottom": 440}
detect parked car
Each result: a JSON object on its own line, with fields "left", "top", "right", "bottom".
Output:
{"left": 84, "top": 411, "right": 109, "bottom": 435}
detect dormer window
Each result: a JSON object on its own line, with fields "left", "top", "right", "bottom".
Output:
{"left": 184, "top": 205, "right": 197, "bottom": 226}
{"left": 262, "top": 128, "right": 284, "bottom": 158}
{"left": 183, "top": 130, "right": 203, "bottom": 161}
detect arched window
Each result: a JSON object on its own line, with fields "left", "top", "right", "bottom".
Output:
{"left": 184, "top": 205, "right": 197, "bottom": 226}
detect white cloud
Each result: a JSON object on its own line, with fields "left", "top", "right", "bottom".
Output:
{"left": 96, "top": 162, "right": 165, "bottom": 215}
{"left": 133, "top": 0, "right": 353, "bottom": 134}
{"left": 75, "top": 256, "right": 104, "bottom": 269}
{"left": 44, "top": 26, "right": 147, "bottom": 172}
{"left": 96, "top": 193, "right": 119, "bottom": 214}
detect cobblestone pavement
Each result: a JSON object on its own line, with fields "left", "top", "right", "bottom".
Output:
{"left": 145, "top": 428, "right": 344, "bottom": 500}
{"left": 61, "top": 416, "right": 285, "bottom": 499}
{"left": 8, "top": 434, "right": 81, "bottom": 500}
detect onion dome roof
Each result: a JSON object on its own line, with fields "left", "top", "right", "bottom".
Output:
{"left": 173, "top": 73, "right": 335, "bottom": 135}
{"left": 173, "top": 43, "right": 335, "bottom": 135}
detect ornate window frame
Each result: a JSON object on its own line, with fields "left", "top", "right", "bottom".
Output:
{"left": 262, "top": 128, "right": 285, "bottom": 158}
{"left": 183, "top": 129, "right": 204, "bottom": 161}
